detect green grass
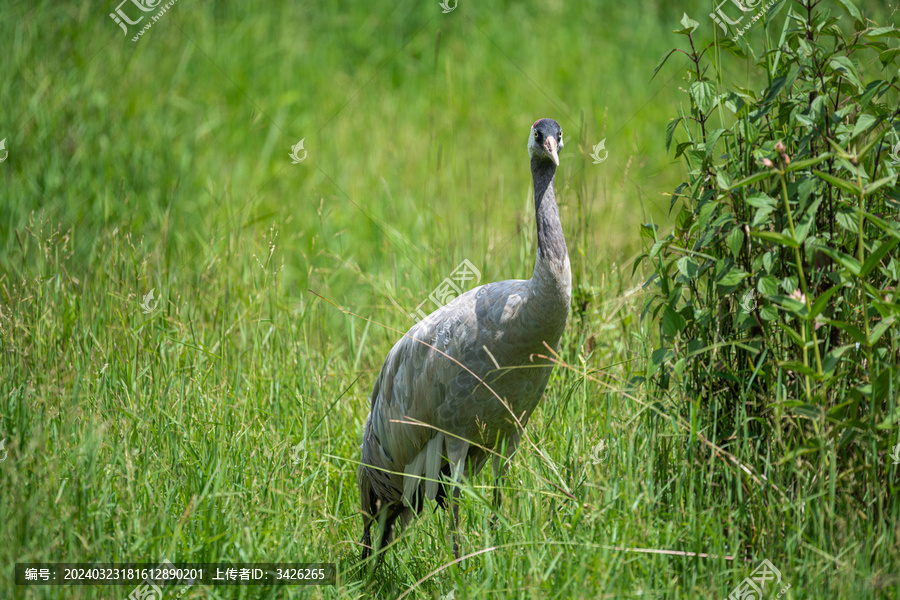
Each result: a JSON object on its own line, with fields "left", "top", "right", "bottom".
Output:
{"left": 1, "top": 0, "right": 898, "bottom": 598}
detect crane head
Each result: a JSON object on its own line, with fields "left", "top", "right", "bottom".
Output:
{"left": 528, "top": 118, "right": 563, "bottom": 166}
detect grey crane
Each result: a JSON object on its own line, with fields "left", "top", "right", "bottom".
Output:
{"left": 358, "top": 118, "right": 571, "bottom": 562}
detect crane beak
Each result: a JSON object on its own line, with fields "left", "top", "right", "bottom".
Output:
{"left": 543, "top": 136, "right": 560, "bottom": 166}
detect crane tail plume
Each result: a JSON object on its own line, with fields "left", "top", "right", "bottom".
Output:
{"left": 402, "top": 451, "right": 427, "bottom": 508}
{"left": 446, "top": 437, "right": 471, "bottom": 483}
{"left": 424, "top": 432, "right": 445, "bottom": 500}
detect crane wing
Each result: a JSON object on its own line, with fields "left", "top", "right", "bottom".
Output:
{"left": 360, "top": 279, "right": 536, "bottom": 510}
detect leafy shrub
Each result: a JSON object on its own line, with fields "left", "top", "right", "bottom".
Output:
{"left": 638, "top": 0, "right": 899, "bottom": 502}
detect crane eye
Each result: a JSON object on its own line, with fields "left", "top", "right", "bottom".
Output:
{"left": 559, "top": 131, "right": 563, "bottom": 142}
{"left": 534, "top": 130, "right": 540, "bottom": 139}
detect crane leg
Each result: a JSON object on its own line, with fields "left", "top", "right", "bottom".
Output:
{"left": 444, "top": 438, "right": 470, "bottom": 560}
{"left": 360, "top": 482, "right": 377, "bottom": 561}
{"left": 451, "top": 485, "right": 461, "bottom": 559}
{"left": 490, "top": 435, "right": 519, "bottom": 529}
{"left": 491, "top": 453, "right": 505, "bottom": 529}
{"left": 360, "top": 519, "right": 373, "bottom": 560}
{"left": 375, "top": 503, "right": 404, "bottom": 563}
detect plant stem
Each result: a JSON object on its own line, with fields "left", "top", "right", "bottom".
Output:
{"left": 779, "top": 171, "right": 824, "bottom": 385}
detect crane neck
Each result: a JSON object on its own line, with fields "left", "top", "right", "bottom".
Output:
{"left": 530, "top": 156, "right": 571, "bottom": 302}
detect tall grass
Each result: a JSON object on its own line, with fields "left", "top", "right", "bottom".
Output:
{"left": 1, "top": 0, "right": 897, "bottom": 598}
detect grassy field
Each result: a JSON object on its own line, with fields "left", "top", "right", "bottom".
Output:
{"left": 2, "top": 0, "right": 899, "bottom": 598}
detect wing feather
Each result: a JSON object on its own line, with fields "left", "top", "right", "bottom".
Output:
{"left": 360, "top": 278, "right": 553, "bottom": 508}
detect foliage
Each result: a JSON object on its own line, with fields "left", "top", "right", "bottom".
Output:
{"left": 640, "top": 0, "right": 900, "bottom": 522}
{"left": 5, "top": 1, "right": 900, "bottom": 597}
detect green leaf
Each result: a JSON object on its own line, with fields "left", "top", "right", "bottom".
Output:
{"left": 697, "top": 200, "right": 718, "bottom": 231}
{"left": 885, "top": 257, "right": 900, "bottom": 281}
{"left": 863, "top": 174, "right": 898, "bottom": 197}
{"left": 809, "top": 284, "right": 844, "bottom": 320}
{"left": 709, "top": 37, "right": 748, "bottom": 59}
{"left": 716, "top": 169, "right": 732, "bottom": 190}
{"left": 793, "top": 198, "right": 822, "bottom": 245}
{"left": 750, "top": 230, "right": 799, "bottom": 248}
{"left": 746, "top": 193, "right": 777, "bottom": 208}
{"left": 797, "top": 176, "right": 818, "bottom": 204}
{"left": 795, "top": 114, "right": 816, "bottom": 128}
{"left": 717, "top": 267, "right": 748, "bottom": 288}
{"left": 760, "top": 306, "right": 779, "bottom": 321}
{"left": 879, "top": 48, "right": 900, "bottom": 67}
{"left": 860, "top": 238, "right": 900, "bottom": 277}
{"left": 706, "top": 129, "right": 726, "bottom": 160}
{"left": 778, "top": 444, "right": 820, "bottom": 464}
{"left": 675, "top": 13, "right": 700, "bottom": 35}
{"left": 785, "top": 152, "right": 832, "bottom": 172}
{"left": 771, "top": 295, "right": 807, "bottom": 316}
{"left": 665, "top": 118, "right": 682, "bottom": 152}
{"left": 857, "top": 121, "right": 894, "bottom": 159}
{"left": 778, "top": 324, "right": 807, "bottom": 347}
{"left": 674, "top": 141, "right": 694, "bottom": 159}
{"left": 676, "top": 256, "right": 698, "bottom": 280}
{"left": 816, "top": 246, "right": 861, "bottom": 276}
{"left": 675, "top": 206, "right": 693, "bottom": 231}
{"left": 868, "top": 316, "right": 896, "bottom": 345}
{"left": 651, "top": 49, "right": 679, "bottom": 82}
{"left": 868, "top": 26, "right": 900, "bottom": 38}
{"left": 834, "top": 0, "right": 862, "bottom": 22}
{"left": 861, "top": 208, "right": 900, "bottom": 242}
{"left": 762, "top": 75, "right": 788, "bottom": 105}
{"left": 822, "top": 344, "right": 855, "bottom": 377}
{"left": 758, "top": 275, "right": 780, "bottom": 295}
{"left": 727, "top": 170, "right": 777, "bottom": 190}
{"left": 766, "top": 0, "right": 789, "bottom": 21}
{"left": 877, "top": 406, "right": 900, "bottom": 430}
{"left": 632, "top": 253, "right": 647, "bottom": 277}
{"left": 779, "top": 361, "right": 820, "bottom": 378}
{"left": 835, "top": 210, "right": 857, "bottom": 232}
{"left": 752, "top": 206, "right": 775, "bottom": 227}
{"left": 829, "top": 56, "right": 864, "bottom": 92}
{"left": 640, "top": 223, "right": 658, "bottom": 242}
{"left": 813, "top": 170, "right": 862, "bottom": 196}
{"left": 852, "top": 114, "right": 877, "bottom": 139}
{"left": 649, "top": 240, "right": 668, "bottom": 259}
{"left": 690, "top": 81, "right": 716, "bottom": 114}
{"left": 825, "top": 319, "right": 868, "bottom": 345}
{"left": 727, "top": 227, "right": 745, "bottom": 258}
{"left": 663, "top": 306, "right": 687, "bottom": 336}
{"left": 650, "top": 347, "right": 670, "bottom": 373}
{"left": 828, "top": 403, "right": 861, "bottom": 424}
